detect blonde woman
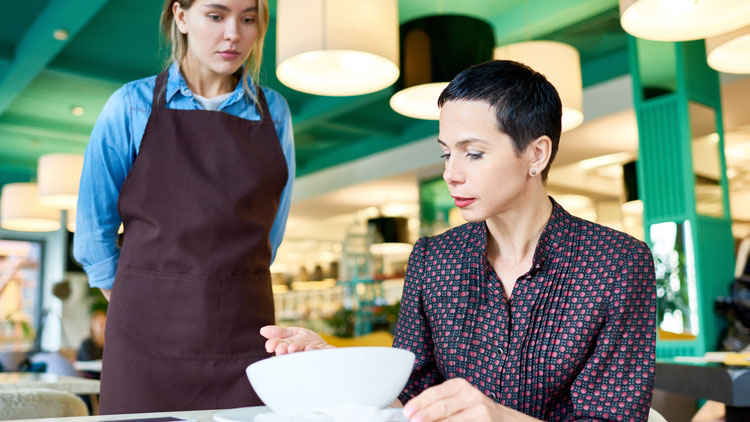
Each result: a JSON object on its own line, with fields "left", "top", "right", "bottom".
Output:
{"left": 74, "top": 0, "right": 294, "bottom": 413}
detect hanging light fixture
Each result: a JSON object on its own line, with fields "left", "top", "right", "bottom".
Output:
{"left": 367, "top": 216, "right": 412, "bottom": 255}
{"left": 390, "top": 15, "right": 495, "bottom": 120}
{"left": 494, "top": 41, "right": 584, "bottom": 132}
{"left": 37, "top": 153, "right": 84, "bottom": 210}
{"left": 619, "top": 0, "right": 750, "bottom": 42}
{"left": 275, "top": 0, "right": 399, "bottom": 96}
{"left": 706, "top": 25, "right": 750, "bottom": 74}
{"left": 1, "top": 183, "right": 61, "bottom": 232}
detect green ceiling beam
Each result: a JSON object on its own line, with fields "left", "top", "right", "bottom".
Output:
{"left": 292, "top": 89, "right": 393, "bottom": 133}
{"left": 297, "top": 119, "right": 438, "bottom": 177}
{"left": 582, "top": 48, "right": 630, "bottom": 87}
{"left": 491, "top": 0, "right": 618, "bottom": 45}
{"left": 0, "top": 114, "right": 91, "bottom": 145}
{"left": 0, "top": 0, "right": 110, "bottom": 117}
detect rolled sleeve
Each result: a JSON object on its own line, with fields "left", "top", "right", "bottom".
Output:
{"left": 74, "top": 84, "right": 136, "bottom": 290}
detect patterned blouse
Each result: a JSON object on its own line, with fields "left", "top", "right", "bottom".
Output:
{"left": 393, "top": 199, "right": 656, "bottom": 421}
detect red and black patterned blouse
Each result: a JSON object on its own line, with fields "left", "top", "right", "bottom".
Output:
{"left": 394, "top": 199, "right": 656, "bottom": 421}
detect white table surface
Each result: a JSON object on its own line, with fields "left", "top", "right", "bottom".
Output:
{"left": 10, "top": 406, "right": 269, "bottom": 422}
{"left": 73, "top": 360, "right": 103, "bottom": 372}
{"left": 0, "top": 372, "right": 100, "bottom": 395}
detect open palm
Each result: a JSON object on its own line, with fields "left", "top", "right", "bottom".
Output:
{"left": 260, "top": 325, "right": 333, "bottom": 355}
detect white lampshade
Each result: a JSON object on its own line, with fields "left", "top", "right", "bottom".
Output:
{"left": 389, "top": 15, "right": 495, "bottom": 120}
{"left": 38, "top": 153, "right": 84, "bottom": 210}
{"left": 389, "top": 82, "right": 449, "bottom": 120}
{"left": 494, "top": 41, "right": 584, "bottom": 132}
{"left": 276, "top": 0, "right": 399, "bottom": 96}
{"left": 619, "top": 0, "right": 750, "bottom": 42}
{"left": 1, "top": 182, "right": 61, "bottom": 232}
{"left": 707, "top": 25, "right": 750, "bottom": 74}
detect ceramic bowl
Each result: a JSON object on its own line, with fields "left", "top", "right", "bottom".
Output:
{"left": 246, "top": 347, "right": 415, "bottom": 414}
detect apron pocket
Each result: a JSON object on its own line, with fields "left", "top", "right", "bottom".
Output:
{"left": 215, "top": 273, "right": 275, "bottom": 355}
{"left": 110, "top": 268, "right": 222, "bottom": 359}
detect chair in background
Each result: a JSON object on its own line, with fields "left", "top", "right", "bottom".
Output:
{"left": 320, "top": 330, "right": 394, "bottom": 348}
{"left": 0, "top": 388, "right": 88, "bottom": 420}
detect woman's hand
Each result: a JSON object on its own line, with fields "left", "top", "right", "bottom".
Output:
{"left": 259, "top": 325, "right": 333, "bottom": 355}
{"left": 403, "top": 378, "right": 540, "bottom": 422}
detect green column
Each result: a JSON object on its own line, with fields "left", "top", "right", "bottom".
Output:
{"left": 628, "top": 37, "right": 735, "bottom": 357}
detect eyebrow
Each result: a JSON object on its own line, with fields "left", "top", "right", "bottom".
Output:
{"left": 203, "top": 4, "right": 258, "bottom": 12}
{"left": 437, "top": 138, "right": 490, "bottom": 147}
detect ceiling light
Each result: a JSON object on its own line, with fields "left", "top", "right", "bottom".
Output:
{"left": 37, "top": 153, "right": 84, "bottom": 210}
{"left": 619, "top": 0, "right": 750, "bottom": 41}
{"left": 390, "top": 15, "right": 495, "bottom": 120}
{"left": 276, "top": 0, "right": 399, "bottom": 96}
{"left": 1, "top": 183, "right": 61, "bottom": 232}
{"left": 494, "top": 41, "right": 584, "bottom": 132}
{"left": 706, "top": 25, "right": 750, "bottom": 74}
{"left": 52, "top": 29, "right": 68, "bottom": 41}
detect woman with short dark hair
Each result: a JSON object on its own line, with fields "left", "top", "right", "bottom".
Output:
{"left": 263, "top": 60, "right": 655, "bottom": 422}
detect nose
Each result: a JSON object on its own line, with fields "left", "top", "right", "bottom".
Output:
{"left": 224, "top": 19, "right": 241, "bottom": 42}
{"left": 443, "top": 157, "right": 464, "bottom": 186}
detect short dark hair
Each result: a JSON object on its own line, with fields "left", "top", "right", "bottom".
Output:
{"left": 437, "top": 60, "right": 562, "bottom": 180}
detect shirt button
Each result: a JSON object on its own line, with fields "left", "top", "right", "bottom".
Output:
{"left": 488, "top": 392, "right": 498, "bottom": 400}
{"left": 498, "top": 348, "right": 504, "bottom": 355}
{"left": 525, "top": 275, "right": 531, "bottom": 279}
{"left": 535, "top": 263, "right": 540, "bottom": 269}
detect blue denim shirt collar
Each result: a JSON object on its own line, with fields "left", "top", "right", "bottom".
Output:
{"left": 165, "top": 61, "right": 252, "bottom": 109}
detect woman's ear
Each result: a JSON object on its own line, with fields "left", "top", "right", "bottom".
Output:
{"left": 526, "top": 135, "right": 552, "bottom": 176}
{"left": 173, "top": 2, "right": 189, "bottom": 34}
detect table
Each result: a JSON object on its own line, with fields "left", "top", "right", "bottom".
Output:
{"left": 655, "top": 360, "right": 750, "bottom": 422}
{"left": 74, "top": 360, "right": 103, "bottom": 373}
{"left": 0, "top": 372, "right": 101, "bottom": 414}
{"left": 10, "top": 406, "right": 269, "bottom": 422}
{"left": 0, "top": 372, "right": 100, "bottom": 395}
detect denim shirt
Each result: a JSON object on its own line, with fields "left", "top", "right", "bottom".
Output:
{"left": 74, "top": 62, "right": 295, "bottom": 289}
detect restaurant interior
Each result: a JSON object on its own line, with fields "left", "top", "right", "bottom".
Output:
{"left": 1, "top": 0, "right": 750, "bottom": 421}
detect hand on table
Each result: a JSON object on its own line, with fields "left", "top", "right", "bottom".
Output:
{"left": 402, "top": 378, "right": 540, "bottom": 422}
{"left": 260, "top": 325, "right": 333, "bottom": 355}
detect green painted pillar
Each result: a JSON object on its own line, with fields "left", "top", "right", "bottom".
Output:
{"left": 628, "top": 37, "right": 735, "bottom": 357}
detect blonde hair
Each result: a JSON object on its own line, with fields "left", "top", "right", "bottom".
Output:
{"left": 160, "top": 0, "right": 269, "bottom": 109}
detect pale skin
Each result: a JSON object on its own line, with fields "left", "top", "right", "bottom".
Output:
{"left": 262, "top": 100, "right": 554, "bottom": 421}
{"left": 100, "top": 0, "right": 259, "bottom": 302}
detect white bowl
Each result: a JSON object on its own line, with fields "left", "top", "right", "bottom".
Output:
{"left": 246, "top": 347, "right": 415, "bottom": 414}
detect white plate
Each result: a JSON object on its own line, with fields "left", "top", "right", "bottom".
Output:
{"left": 213, "top": 407, "right": 408, "bottom": 422}
{"left": 213, "top": 407, "right": 269, "bottom": 422}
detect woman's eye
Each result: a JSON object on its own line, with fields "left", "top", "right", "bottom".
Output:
{"left": 439, "top": 152, "right": 450, "bottom": 160}
{"left": 243, "top": 16, "right": 257, "bottom": 23}
{"left": 467, "top": 152, "right": 484, "bottom": 160}
{"left": 208, "top": 14, "right": 222, "bottom": 21}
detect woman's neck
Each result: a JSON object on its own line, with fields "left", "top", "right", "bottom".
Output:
{"left": 180, "top": 57, "right": 237, "bottom": 98}
{"left": 484, "top": 185, "right": 552, "bottom": 267}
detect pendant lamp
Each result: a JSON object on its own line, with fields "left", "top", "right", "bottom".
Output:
{"left": 619, "top": 0, "right": 750, "bottom": 42}
{"left": 275, "top": 0, "right": 399, "bottom": 96}
{"left": 390, "top": 15, "right": 495, "bottom": 120}
{"left": 707, "top": 25, "right": 750, "bottom": 74}
{"left": 1, "top": 183, "right": 61, "bottom": 232}
{"left": 494, "top": 41, "right": 584, "bottom": 132}
{"left": 367, "top": 216, "right": 412, "bottom": 255}
{"left": 38, "top": 153, "right": 84, "bottom": 210}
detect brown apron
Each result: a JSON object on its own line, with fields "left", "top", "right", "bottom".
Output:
{"left": 99, "top": 70, "right": 287, "bottom": 414}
